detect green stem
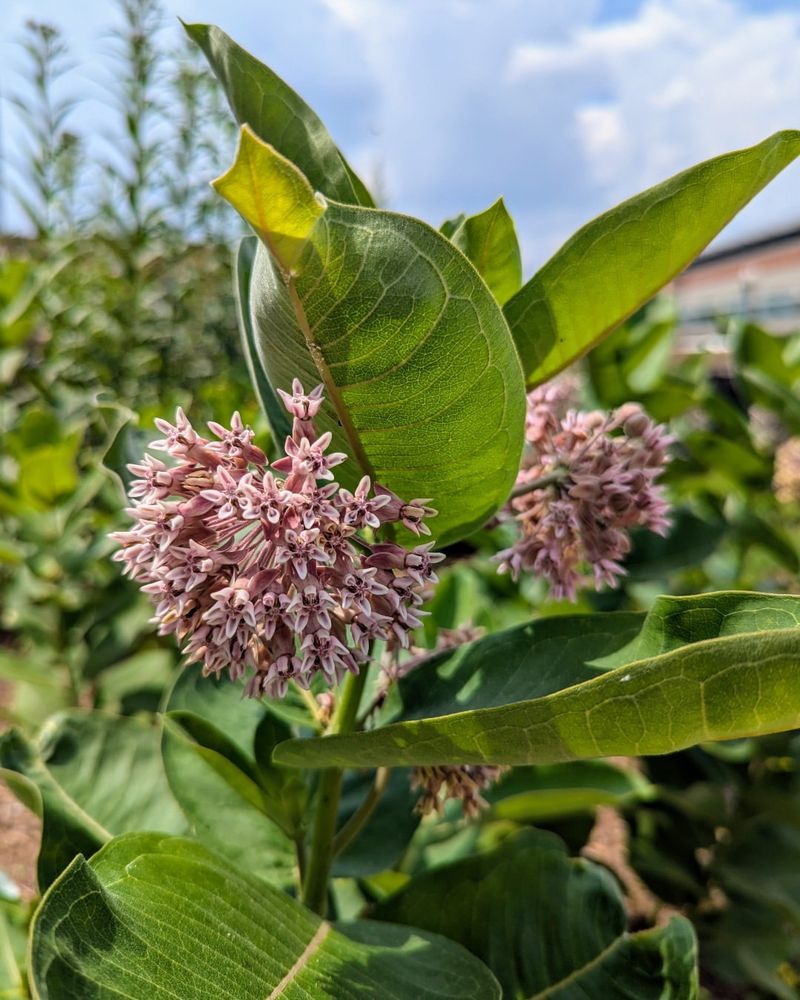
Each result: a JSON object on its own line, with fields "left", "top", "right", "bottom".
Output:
{"left": 294, "top": 834, "right": 307, "bottom": 884}
{"left": 332, "top": 767, "right": 391, "bottom": 859}
{"left": 301, "top": 668, "right": 369, "bottom": 915}
{"left": 294, "top": 682, "right": 324, "bottom": 727}
{"left": 509, "top": 468, "right": 565, "bottom": 499}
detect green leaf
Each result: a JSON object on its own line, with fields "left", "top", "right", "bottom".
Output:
{"left": 0, "top": 903, "right": 26, "bottom": 1000}
{"left": 505, "top": 130, "right": 800, "bottom": 386}
{"left": 624, "top": 509, "right": 726, "bottom": 581}
{"left": 218, "top": 127, "right": 526, "bottom": 544}
{"left": 17, "top": 440, "right": 80, "bottom": 508}
{"left": 439, "top": 213, "right": 466, "bottom": 239}
{"left": 184, "top": 22, "right": 373, "bottom": 206}
{"left": 486, "top": 760, "right": 652, "bottom": 824}
{"left": 161, "top": 712, "right": 297, "bottom": 885}
{"left": 273, "top": 592, "right": 800, "bottom": 768}
{"left": 0, "top": 711, "right": 185, "bottom": 889}
{"left": 733, "top": 322, "right": 800, "bottom": 394}
{"left": 30, "top": 833, "right": 501, "bottom": 999}
{"left": 94, "top": 649, "right": 176, "bottom": 715}
{"left": 373, "top": 829, "right": 698, "bottom": 999}
{"left": 215, "top": 127, "right": 324, "bottom": 268}
{"left": 739, "top": 365, "right": 800, "bottom": 434}
{"left": 586, "top": 303, "right": 677, "bottom": 408}
{"left": 389, "top": 610, "right": 645, "bottom": 724}
{"left": 234, "top": 236, "right": 293, "bottom": 440}
{"left": 681, "top": 430, "right": 771, "bottom": 485}
{"left": 451, "top": 199, "right": 522, "bottom": 305}
{"left": 164, "top": 664, "right": 266, "bottom": 757}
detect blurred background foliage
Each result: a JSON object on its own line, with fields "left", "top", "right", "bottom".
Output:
{"left": 1, "top": 2, "right": 257, "bottom": 733}
{"left": 2, "top": 3, "right": 800, "bottom": 997}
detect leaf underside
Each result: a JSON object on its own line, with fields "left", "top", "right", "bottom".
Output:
{"left": 273, "top": 592, "right": 800, "bottom": 768}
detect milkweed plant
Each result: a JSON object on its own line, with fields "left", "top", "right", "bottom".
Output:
{"left": 10, "top": 19, "right": 800, "bottom": 1000}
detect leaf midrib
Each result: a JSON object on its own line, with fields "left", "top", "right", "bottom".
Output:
{"left": 526, "top": 932, "right": 627, "bottom": 999}
{"left": 285, "top": 274, "right": 376, "bottom": 479}
{"left": 28, "top": 753, "right": 113, "bottom": 843}
{"left": 267, "top": 921, "right": 331, "bottom": 998}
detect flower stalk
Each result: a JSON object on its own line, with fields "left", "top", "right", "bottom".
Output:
{"left": 301, "top": 667, "right": 370, "bottom": 915}
{"left": 332, "top": 766, "right": 391, "bottom": 859}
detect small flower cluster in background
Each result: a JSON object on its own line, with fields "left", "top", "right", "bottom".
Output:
{"left": 411, "top": 764, "right": 509, "bottom": 818}
{"left": 774, "top": 437, "right": 800, "bottom": 504}
{"left": 111, "top": 380, "right": 441, "bottom": 698}
{"left": 497, "top": 381, "right": 672, "bottom": 601}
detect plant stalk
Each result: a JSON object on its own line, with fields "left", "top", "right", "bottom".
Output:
{"left": 332, "top": 767, "right": 391, "bottom": 859}
{"left": 301, "top": 667, "right": 369, "bottom": 915}
{"left": 509, "top": 469, "right": 565, "bottom": 499}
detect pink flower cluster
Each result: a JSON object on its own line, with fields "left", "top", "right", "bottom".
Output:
{"left": 411, "top": 765, "right": 509, "bottom": 819}
{"left": 497, "top": 383, "right": 672, "bottom": 601}
{"left": 110, "top": 380, "right": 441, "bottom": 698}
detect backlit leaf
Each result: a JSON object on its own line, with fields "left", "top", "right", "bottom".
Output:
{"left": 506, "top": 130, "right": 800, "bottom": 386}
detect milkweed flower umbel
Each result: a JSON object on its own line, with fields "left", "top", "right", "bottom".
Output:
{"left": 411, "top": 764, "right": 509, "bottom": 819}
{"left": 497, "top": 383, "right": 672, "bottom": 600}
{"left": 111, "top": 380, "right": 441, "bottom": 698}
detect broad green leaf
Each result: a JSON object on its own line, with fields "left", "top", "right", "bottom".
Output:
{"left": 451, "top": 199, "right": 522, "bottom": 305}
{"left": 30, "top": 833, "right": 501, "bottom": 999}
{"left": 161, "top": 712, "right": 296, "bottom": 885}
{"left": 374, "top": 829, "right": 698, "bottom": 999}
{"left": 215, "top": 127, "right": 324, "bottom": 268}
{"left": 235, "top": 236, "right": 292, "bottom": 440}
{"left": 94, "top": 648, "right": 175, "bottom": 715}
{"left": 164, "top": 663, "right": 266, "bottom": 757}
{"left": 486, "top": 760, "right": 652, "bottom": 824}
{"left": 506, "top": 130, "right": 800, "bottom": 386}
{"left": 252, "top": 712, "right": 309, "bottom": 831}
{"left": 273, "top": 592, "right": 800, "bottom": 768}
{"left": 184, "top": 22, "right": 373, "bottom": 206}
{"left": 624, "top": 509, "right": 726, "bottom": 581}
{"left": 218, "top": 128, "right": 526, "bottom": 543}
{"left": 161, "top": 707, "right": 409, "bottom": 881}
{"left": 0, "top": 711, "right": 185, "bottom": 889}
{"left": 389, "top": 610, "right": 645, "bottom": 724}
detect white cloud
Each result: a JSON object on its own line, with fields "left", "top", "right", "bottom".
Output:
{"left": 508, "top": 0, "right": 800, "bottom": 256}
{"left": 3, "top": 0, "right": 800, "bottom": 269}
{"left": 315, "top": 0, "right": 800, "bottom": 267}
{"left": 575, "top": 103, "right": 629, "bottom": 186}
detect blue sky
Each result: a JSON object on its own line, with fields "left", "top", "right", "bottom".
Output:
{"left": 3, "top": 0, "right": 800, "bottom": 269}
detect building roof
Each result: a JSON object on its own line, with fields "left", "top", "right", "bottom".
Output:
{"left": 689, "top": 221, "right": 800, "bottom": 270}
